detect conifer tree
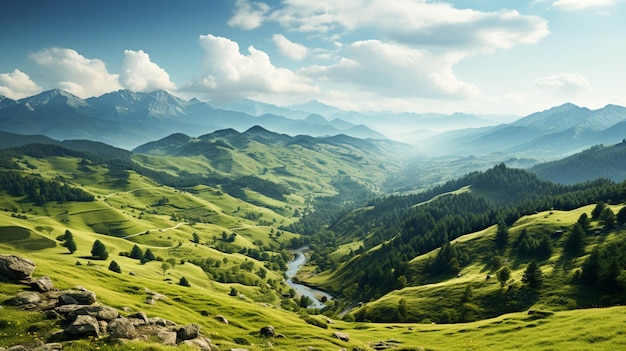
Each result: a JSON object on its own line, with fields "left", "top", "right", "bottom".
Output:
{"left": 179, "top": 276, "right": 190, "bottom": 287}
{"left": 143, "top": 248, "right": 156, "bottom": 262}
{"left": 130, "top": 244, "right": 144, "bottom": 260}
{"left": 522, "top": 260, "right": 542, "bottom": 288}
{"left": 63, "top": 229, "right": 77, "bottom": 254}
{"left": 91, "top": 239, "right": 109, "bottom": 260}
{"left": 108, "top": 260, "right": 121, "bottom": 273}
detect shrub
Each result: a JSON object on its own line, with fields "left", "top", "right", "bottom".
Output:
{"left": 179, "top": 276, "right": 190, "bottom": 287}
{"left": 108, "top": 260, "right": 121, "bottom": 273}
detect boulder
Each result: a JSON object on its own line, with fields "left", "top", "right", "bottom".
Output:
{"left": 128, "top": 311, "right": 149, "bottom": 324}
{"left": 149, "top": 317, "right": 176, "bottom": 327}
{"left": 177, "top": 323, "right": 200, "bottom": 341}
{"left": 182, "top": 336, "right": 212, "bottom": 350}
{"left": 65, "top": 314, "right": 100, "bottom": 337}
{"left": 332, "top": 331, "right": 350, "bottom": 341}
{"left": 107, "top": 318, "right": 138, "bottom": 339}
{"left": 259, "top": 325, "right": 275, "bottom": 338}
{"left": 30, "top": 276, "right": 56, "bottom": 292}
{"left": 65, "top": 305, "right": 119, "bottom": 321}
{"left": 0, "top": 255, "right": 36, "bottom": 281}
{"left": 11, "top": 291, "right": 41, "bottom": 306}
{"left": 54, "top": 289, "right": 97, "bottom": 305}
{"left": 157, "top": 331, "right": 177, "bottom": 346}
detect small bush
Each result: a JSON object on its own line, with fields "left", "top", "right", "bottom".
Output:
{"left": 303, "top": 316, "right": 328, "bottom": 329}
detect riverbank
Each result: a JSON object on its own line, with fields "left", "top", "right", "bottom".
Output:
{"left": 285, "top": 247, "right": 333, "bottom": 309}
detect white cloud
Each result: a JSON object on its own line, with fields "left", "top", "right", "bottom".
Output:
{"left": 121, "top": 50, "right": 176, "bottom": 92}
{"left": 534, "top": 73, "right": 592, "bottom": 91}
{"left": 0, "top": 69, "right": 42, "bottom": 99}
{"left": 302, "top": 40, "right": 478, "bottom": 99}
{"left": 552, "top": 0, "right": 615, "bottom": 11}
{"left": 185, "top": 34, "right": 317, "bottom": 100}
{"left": 228, "top": 0, "right": 270, "bottom": 30}
{"left": 267, "top": 0, "right": 548, "bottom": 52}
{"left": 272, "top": 34, "right": 309, "bottom": 60}
{"left": 30, "top": 47, "right": 121, "bottom": 98}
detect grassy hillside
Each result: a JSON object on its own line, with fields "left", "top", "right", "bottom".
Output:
{"left": 2, "top": 139, "right": 626, "bottom": 350}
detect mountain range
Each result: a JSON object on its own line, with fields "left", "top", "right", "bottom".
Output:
{"left": 0, "top": 89, "right": 386, "bottom": 149}
{"left": 2, "top": 89, "right": 626, "bottom": 160}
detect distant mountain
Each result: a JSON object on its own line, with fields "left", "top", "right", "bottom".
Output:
{"left": 424, "top": 103, "right": 626, "bottom": 157}
{"left": 530, "top": 141, "right": 626, "bottom": 184}
{"left": 133, "top": 126, "right": 412, "bottom": 160}
{"left": 0, "top": 89, "right": 386, "bottom": 150}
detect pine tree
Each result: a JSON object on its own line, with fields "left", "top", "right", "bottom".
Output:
{"left": 192, "top": 232, "right": 200, "bottom": 244}
{"left": 522, "top": 260, "right": 542, "bottom": 288}
{"left": 91, "top": 239, "right": 109, "bottom": 260}
{"left": 143, "top": 248, "right": 156, "bottom": 262}
{"left": 130, "top": 244, "right": 144, "bottom": 260}
{"left": 63, "top": 229, "right": 77, "bottom": 254}
{"left": 494, "top": 222, "right": 509, "bottom": 250}
{"left": 108, "top": 260, "right": 121, "bottom": 273}
{"left": 564, "top": 223, "right": 585, "bottom": 254}
{"left": 179, "top": 276, "right": 190, "bottom": 287}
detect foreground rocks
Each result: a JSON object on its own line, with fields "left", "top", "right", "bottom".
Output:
{"left": 1, "top": 255, "right": 216, "bottom": 351}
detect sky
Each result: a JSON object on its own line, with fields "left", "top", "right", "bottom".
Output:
{"left": 0, "top": 0, "right": 624, "bottom": 117}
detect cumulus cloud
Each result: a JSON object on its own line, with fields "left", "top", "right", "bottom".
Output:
{"left": 552, "top": 0, "right": 615, "bottom": 11}
{"left": 0, "top": 69, "right": 42, "bottom": 99}
{"left": 228, "top": 0, "right": 270, "bottom": 30}
{"left": 272, "top": 34, "right": 309, "bottom": 60}
{"left": 302, "top": 40, "right": 478, "bottom": 99}
{"left": 30, "top": 47, "right": 121, "bottom": 98}
{"left": 121, "top": 50, "right": 176, "bottom": 92}
{"left": 267, "top": 0, "right": 548, "bottom": 51}
{"left": 185, "top": 34, "right": 317, "bottom": 100}
{"left": 534, "top": 73, "right": 592, "bottom": 91}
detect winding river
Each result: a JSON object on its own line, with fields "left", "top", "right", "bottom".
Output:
{"left": 285, "top": 247, "right": 333, "bottom": 309}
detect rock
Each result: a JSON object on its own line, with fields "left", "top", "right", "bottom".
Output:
{"left": 59, "top": 289, "right": 97, "bottom": 305}
{"left": 128, "top": 311, "right": 149, "bottom": 324}
{"left": 145, "top": 297, "right": 156, "bottom": 305}
{"left": 65, "top": 314, "right": 100, "bottom": 337}
{"left": 177, "top": 323, "right": 200, "bottom": 341}
{"left": 7, "top": 346, "right": 27, "bottom": 351}
{"left": 30, "top": 276, "right": 56, "bottom": 292}
{"left": 107, "top": 318, "right": 138, "bottom": 339}
{"left": 44, "top": 310, "right": 62, "bottom": 320}
{"left": 11, "top": 291, "right": 41, "bottom": 306}
{"left": 182, "top": 336, "right": 212, "bottom": 350}
{"left": 259, "top": 325, "right": 275, "bottom": 338}
{"left": 370, "top": 341, "right": 397, "bottom": 350}
{"left": 65, "top": 305, "right": 119, "bottom": 321}
{"left": 148, "top": 317, "right": 176, "bottom": 327}
{"left": 332, "top": 332, "right": 350, "bottom": 341}
{"left": 157, "top": 331, "right": 177, "bottom": 346}
{"left": 38, "top": 343, "right": 63, "bottom": 350}
{"left": 58, "top": 294, "right": 79, "bottom": 305}
{"left": 215, "top": 315, "right": 228, "bottom": 324}
{"left": 0, "top": 255, "right": 36, "bottom": 281}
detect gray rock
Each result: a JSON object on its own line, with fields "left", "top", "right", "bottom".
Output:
{"left": 182, "top": 336, "right": 212, "bottom": 350}
{"left": 57, "top": 289, "right": 97, "bottom": 305}
{"left": 65, "top": 314, "right": 100, "bottom": 337}
{"left": 148, "top": 317, "right": 176, "bottom": 327}
{"left": 107, "top": 318, "right": 138, "bottom": 339}
{"left": 177, "top": 323, "right": 200, "bottom": 341}
{"left": 7, "top": 346, "right": 27, "bottom": 351}
{"left": 0, "top": 255, "right": 36, "bottom": 281}
{"left": 332, "top": 332, "right": 350, "bottom": 341}
{"left": 37, "top": 343, "right": 63, "bottom": 350}
{"left": 11, "top": 291, "right": 41, "bottom": 306}
{"left": 66, "top": 305, "right": 119, "bottom": 321}
{"left": 259, "top": 325, "right": 275, "bottom": 338}
{"left": 58, "top": 294, "right": 78, "bottom": 305}
{"left": 128, "top": 311, "right": 148, "bottom": 324}
{"left": 30, "top": 276, "right": 56, "bottom": 292}
{"left": 215, "top": 315, "right": 228, "bottom": 324}
{"left": 157, "top": 331, "right": 177, "bottom": 346}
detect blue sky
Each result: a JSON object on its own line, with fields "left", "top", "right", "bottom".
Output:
{"left": 0, "top": 0, "right": 624, "bottom": 116}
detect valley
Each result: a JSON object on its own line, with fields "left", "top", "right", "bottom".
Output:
{"left": 2, "top": 94, "right": 626, "bottom": 350}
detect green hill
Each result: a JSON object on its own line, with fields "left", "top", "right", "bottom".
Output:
{"left": 2, "top": 135, "right": 626, "bottom": 350}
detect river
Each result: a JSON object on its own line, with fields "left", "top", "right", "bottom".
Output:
{"left": 285, "top": 247, "right": 333, "bottom": 309}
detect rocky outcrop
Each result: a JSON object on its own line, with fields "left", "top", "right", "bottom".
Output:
{"left": 2, "top": 255, "right": 216, "bottom": 351}
{"left": 332, "top": 331, "right": 350, "bottom": 341}
{"left": 0, "top": 255, "right": 36, "bottom": 281}
{"left": 259, "top": 325, "right": 275, "bottom": 338}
